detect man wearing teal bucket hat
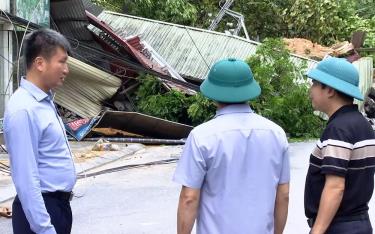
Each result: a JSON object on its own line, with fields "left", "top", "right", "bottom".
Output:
{"left": 304, "top": 57, "right": 375, "bottom": 234}
{"left": 173, "top": 58, "right": 290, "bottom": 234}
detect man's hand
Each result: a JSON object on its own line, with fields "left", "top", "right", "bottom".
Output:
{"left": 274, "top": 183, "right": 289, "bottom": 234}
{"left": 311, "top": 175, "right": 345, "bottom": 234}
{"left": 177, "top": 186, "right": 201, "bottom": 234}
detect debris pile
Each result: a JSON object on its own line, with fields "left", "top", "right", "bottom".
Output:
{"left": 92, "top": 139, "right": 120, "bottom": 151}
{"left": 284, "top": 38, "right": 359, "bottom": 61}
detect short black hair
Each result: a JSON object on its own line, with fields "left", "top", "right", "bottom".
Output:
{"left": 24, "top": 29, "right": 71, "bottom": 70}
{"left": 320, "top": 83, "right": 354, "bottom": 103}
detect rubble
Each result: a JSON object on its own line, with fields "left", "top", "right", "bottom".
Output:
{"left": 92, "top": 139, "right": 120, "bottom": 151}
{"left": 91, "top": 128, "right": 143, "bottom": 138}
{"left": 284, "top": 38, "right": 333, "bottom": 60}
{"left": 284, "top": 38, "right": 358, "bottom": 61}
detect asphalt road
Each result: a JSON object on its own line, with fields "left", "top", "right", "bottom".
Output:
{"left": 1, "top": 142, "right": 375, "bottom": 234}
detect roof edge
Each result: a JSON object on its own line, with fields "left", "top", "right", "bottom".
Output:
{"left": 102, "top": 11, "right": 317, "bottom": 63}
{"left": 103, "top": 11, "right": 260, "bottom": 44}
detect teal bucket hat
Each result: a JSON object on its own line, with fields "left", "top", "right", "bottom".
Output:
{"left": 200, "top": 58, "right": 261, "bottom": 103}
{"left": 306, "top": 57, "right": 363, "bottom": 101}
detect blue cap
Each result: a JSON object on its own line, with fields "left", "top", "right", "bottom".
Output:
{"left": 200, "top": 58, "right": 261, "bottom": 102}
{"left": 307, "top": 57, "right": 363, "bottom": 100}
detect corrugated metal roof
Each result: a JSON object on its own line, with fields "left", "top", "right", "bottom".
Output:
{"left": 82, "top": 0, "right": 103, "bottom": 16}
{"left": 51, "top": 0, "right": 92, "bottom": 41}
{"left": 353, "top": 57, "right": 374, "bottom": 111}
{"left": 93, "top": 11, "right": 317, "bottom": 80}
{"left": 54, "top": 56, "right": 121, "bottom": 118}
{"left": 50, "top": 0, "right": 105, "bottom": 67}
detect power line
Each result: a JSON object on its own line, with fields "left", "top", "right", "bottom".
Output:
{"left": 0, "top": 9, "right": 20, "bottom": 58}
{"left": 0, "top": 53, "right": 15, "bottom": 65}
{"left": 184, "top": 27, "right": 211, "bottom": 72}
{"left": 77, "top": 158, "right": 178, "bottom": 179}
{"left": 0, "top": 9, "right": 20, "bottom": 98}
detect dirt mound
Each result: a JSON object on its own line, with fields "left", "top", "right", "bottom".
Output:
{"left": 284, "top": 38, "right": 354, "bottom": 60}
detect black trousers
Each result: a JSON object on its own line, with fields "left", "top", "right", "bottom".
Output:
{"left": 324, "top": 220, "right": 373, "bottom": 234}
{"left": 12, "top": 194, "right": 72, "bottom": 234}
{"left": 309, "top": 218, "right": 372, "bottom": 234}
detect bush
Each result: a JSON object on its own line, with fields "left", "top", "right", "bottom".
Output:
{"left": 135, "top": 74, "right": 165, "bottom": 100}
{"left": 135, "top": 75, "right": 215, "bottom": 125}
{"left": 247, "top": 38, "right": 324, "bottom": 138}
{"left": 137, "top": 89, "right": 192, "bottom": 123}
{"left": 187, "top": 93, "right": 216, "bottom": 125}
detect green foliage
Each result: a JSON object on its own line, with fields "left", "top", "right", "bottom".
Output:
{"left": 348, "top": 15, "right": 375, "bottom": 49}
{"left": 343, "top": 14, "right": 375, "bottom": 60}
{"left": 282, "top": 0, "right": 357, "bottom": 45}
{"left": 356, "top": 0, "right": 375, "bottom": 19}
{"left": 187, "top": 93, "right": 216, "bottom": 125}
{"left": 94, "top": 0, "right": 197, "bottom": 25}
{"left": 260, "top": 84, "right": 323, "bottom": 138}
{"left": 138, "top": 90, "right": 192, "bottom": 123}
{"left": 135, "top": 75, "right": 215, "bottom": 125}
{"left": 247, "top": 38, "right": 324, "bottom": 138}
{"left": 232, "top": 0, "right": 291, "bottom": 40}
{"left": 92, "top": 0, "right": 123, "bottom": 11}
{"left": 135, "top": 74, "right": 186, "bottom": 122}
{"left": 188, "top": 0, "right": 218, "bottom": 28}
{"left": 135, "top": 74, "right": 165, "bottom": 100}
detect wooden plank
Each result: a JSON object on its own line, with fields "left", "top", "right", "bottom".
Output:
{"left": 357, "top": 48, "right": 375, "bottom": 52}
{"left": 351, "top": 31, "right": 367, "bottom": 49}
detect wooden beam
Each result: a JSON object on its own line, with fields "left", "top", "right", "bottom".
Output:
{"left": 351, "top": 31, "right": 367, "bottom": 49}
{"left": 357, "top": 48, "right": 375, "bottom": 52}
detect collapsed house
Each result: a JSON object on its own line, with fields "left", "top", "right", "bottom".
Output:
{"left": 1, "top": 0, "right": 374, "bottom": 143}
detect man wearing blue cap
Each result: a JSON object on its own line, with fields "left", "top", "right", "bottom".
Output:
{"left": 305, "top": 57, "right": 375, "bottom": 234}
{"left": 173, "top": 58, "right": 290, "bottom": 234}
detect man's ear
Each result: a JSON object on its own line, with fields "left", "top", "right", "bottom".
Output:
{"left": 327, "top": 87, "right": 336, "bottom": 99}
{"left": 34, "top": 56, "right": 46, "bottom": 72}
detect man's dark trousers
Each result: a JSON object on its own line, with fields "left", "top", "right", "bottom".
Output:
{"left": 309, "top": 219, "right": 372, "bottom": 234}
{"left": 324, "top": 220, "right": 372, "bottom": 234}
{"left": 12, "top": 193, "right": 72, "bottom": 234}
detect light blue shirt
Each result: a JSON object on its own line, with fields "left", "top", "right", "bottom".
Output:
{"left": 4, "top": 78, "right": 76, "bottom": 234}
{"left": 173, "top": 104, "right": 290, "bottom": 234}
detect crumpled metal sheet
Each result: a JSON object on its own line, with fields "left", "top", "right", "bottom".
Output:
{"left": 92, "top": 111, "right": 193, "bottom": 139}
{"left": 54, "top": 56, "right": 121, "bottom": 118}
{"left": 353, "top": 57, "right": 374, "bottom": 111}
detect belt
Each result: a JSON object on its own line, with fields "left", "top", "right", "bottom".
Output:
{"left": 42, "top": 191, "right": 74, "bottom": 202}
{"left": 307, "top": 213, "right": 369, "bottom": 228}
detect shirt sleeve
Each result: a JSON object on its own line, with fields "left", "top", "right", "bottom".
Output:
{"left": 279, "top": 146, "right": 290, "bottom": 184}
{"left": 4, "top": 110, "right": 57, "bottom": 234}
{"left": 320, "top": 126, "right": 352, "bottom": 177}
{"left": 173, "top": 133, "right": 207, "bottom": 189}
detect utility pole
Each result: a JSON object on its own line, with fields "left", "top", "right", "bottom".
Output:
{"left": 208, "top": 0, "right": 250, "bottom": 40}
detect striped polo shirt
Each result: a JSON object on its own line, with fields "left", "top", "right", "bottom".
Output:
{"left": 305, "top": 105, "right": 375, "bottom": 219}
